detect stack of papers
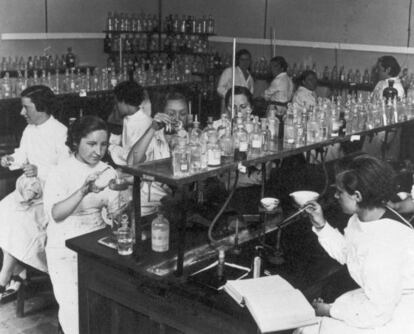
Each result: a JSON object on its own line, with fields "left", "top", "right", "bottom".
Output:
{"left": 224, "top": 275, "right": 317, "bottom": 333}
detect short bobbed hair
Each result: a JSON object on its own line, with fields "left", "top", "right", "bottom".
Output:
{"left": 271, "top": 56, "right": 288, "bottom": 72}
{"left": 336, "top": 155, "right": 396, "bottom": 209}
{"left": 235, "top": 49, "right": 251, "bottom": 66}
{"left": 159, "top": 90, "right": 188, "bottom": 114}
{"left": 378, "top": 56, "right": 401, "bottom": 77}
{"left": 224, "top": 86, "right": 253, "bottom": 108}
{"left": 21, "top": 85, "right": 55, "bottom": 114}
{"left": 67, "top": 116, "right": 108, "bottom": 153}
{"left": 113, "top": 80, "right": 145, "bottom": 107}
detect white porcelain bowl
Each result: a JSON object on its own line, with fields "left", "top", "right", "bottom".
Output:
{"left": 260, "top": 197, "right": 280, "bottom": 211}
{"left": 289, "top": 191, "right": 319, "bottom": 207}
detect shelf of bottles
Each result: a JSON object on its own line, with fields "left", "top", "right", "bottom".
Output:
{"left": 169, "top": 94, "right": 414, "bottom": 178}
{"left": 103, "top": 11, "right": 222, "bottom": 84}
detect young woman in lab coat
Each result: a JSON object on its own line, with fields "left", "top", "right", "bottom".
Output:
{"left": 296, "top": 155, "right": 414, "bottom": 334}
{"left": 44, "top": 116, "right": 119, "bottom": 334}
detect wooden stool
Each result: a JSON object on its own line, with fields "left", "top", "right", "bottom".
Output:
{"left": 16, "top": 268, "right": 53, "bottom": 318}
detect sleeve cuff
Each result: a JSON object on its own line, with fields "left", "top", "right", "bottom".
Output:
{"left": 312, "top": 221, "right": 335, "bottom": 236}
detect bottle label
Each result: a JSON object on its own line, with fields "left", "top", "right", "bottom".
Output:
{"left": 239, "top": 142, "right": 248, "bottom": 152}
{"left": 252, "top": 139, "right": 261, "bottom": 148}
{"left": 152, "top": 227, "right": 169, "bottom": 252}
{"left": 207, "top": 149, "right": 221, "bottom": 166}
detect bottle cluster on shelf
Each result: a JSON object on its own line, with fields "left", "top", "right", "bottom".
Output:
{"left": 0, "top": 68, "right": 104, "bottom": 98}
{"left": 0, "top": 48, "right": 77, "bottom": 72}
{"left": 168, "top": 94, "right": 414, "bottom": 177}
{"left": 105, "top": 11, "right": 215, "bottom": 35}
{"left": 104, "top": 32, "right": 211, "bottom": 55}
{"left": 108, "top": 52, "right": 226, "bottom": 80}
{"left": 106, "top": 11, "right": 160, "bottom": 33}
{"left": 163, "top": 14, "right": 215, "bottom": 35}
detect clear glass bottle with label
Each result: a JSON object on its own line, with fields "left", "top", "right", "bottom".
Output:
{"left": 151, "top": 212, "right": 170, "bottom": 252}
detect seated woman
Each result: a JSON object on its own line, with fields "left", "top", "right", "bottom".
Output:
{"left": 213, "top": 86, "right": 254, "bottom": 131}
{"left": 44, "top": 116, "right": 120, "bottom": 334}
{"left": 127, "top": 92, "right": 191, "bottom": 218}
{"left": 292, "top": 70, "right": 318, "bottom": 108}
{"left": 0, "top": 85, "right": 69, "bottom": 301}
{"left": 295, "top": 155, "right": 414, "bottom": 334}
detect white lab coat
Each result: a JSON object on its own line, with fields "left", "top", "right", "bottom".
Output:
{"left": 44, "top": 156, "right": 119, "bottom": 334}
{"left": 295, "top": 213, "right": 414, "bottom": 334}
{"left": 263, "top": 72, "right": 294, "bottom": 103}
{"left": 292, "top": 86, "right": 317, "bottom": 108}
{"left": 217, "top": 66, "right": 254, "bottom": 98}
{"left": 108, "top": 107, "right": 152, "bottom": 166}
{"left": 0, "top": 116, "right": 69, "bottom": 272}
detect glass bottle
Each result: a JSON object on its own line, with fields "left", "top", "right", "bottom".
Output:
{"left": 117, "top": 215, "right": 133, "bottom": 255}
{"left": 189, "top": 115, "right": 202, "bottom": 143}
{"left": 172, "top": 137, "right": 189, "bottom": 177}
{"left": 207, "top": 134, "right": 221, "bottom": 167}
{"left": 151, "top": 212, "right": 170, "bottom": 252}
{"left": 189, "top": 139, "right": 202, "bottom": 173}
{"left": 260, "top": 119, "right": 271, "bottom": 152}
{"left": 66, "top": 47, "right": 76, "bottom": 69}
{"left": 233, "top": 118, "right": 248, "bottom": 161}
{"left": 383, "top": 80, "right": 398, "bottom": 104}
{"left": 249, "top": 121, "right": 262, "bottom": 156}
{"left": 219, "top": 127, "right": 234, "bottom": 164}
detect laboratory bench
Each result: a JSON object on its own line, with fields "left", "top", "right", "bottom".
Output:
{"left": 67, "top": 209, "right": 348, "bottom": 334}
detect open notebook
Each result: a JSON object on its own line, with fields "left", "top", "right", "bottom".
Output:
{"left": 224, "top": 275, "right": 317, "bottom": 333}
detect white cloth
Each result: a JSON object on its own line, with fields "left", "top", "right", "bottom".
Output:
{"left": 108, "top": 107, "right": 152, "bottom": 166}
{"left": 263, "top": 72, "right": 294, "bottom": 103}
{"left": 296, "top": 214, "right": 414, "bottom": 334}
{"left": 140, "top": 130, "right": 172, "bottom": 216}
{"left": 44, "top": 156, "right": 119, "bottom": 334}
{"left": 0, "top": 116, "right": 69, "bottom": 272}
{"left": 371, "top": 77, "right": 405, "bottom": 103}
{"left": 292, "top": 86, "right": 317, "bottom": 108}
{"left": 217, "top": 66, "right": 254, "bottom": 98}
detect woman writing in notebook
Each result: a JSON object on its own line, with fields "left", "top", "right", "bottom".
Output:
{"left": 295, "top": 155, "right": 414, "bottom": 334}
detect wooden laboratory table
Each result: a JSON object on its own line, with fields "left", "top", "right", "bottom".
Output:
{"left": 67, "top": 219, "right": 343, "bottom": 334}
{"left": 121, "top": 117, "right": 414, "bottom": 276}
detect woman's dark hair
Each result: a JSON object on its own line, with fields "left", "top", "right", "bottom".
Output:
{"left": 235, "top": 49, "right": 251, "bottom": 66}
{"left": 113, "top": 80, "right": 145, "bottom": 107}
{"left": 335, "top": 155, "right": 396, "bottom": 209}
{"left": 378, "top": 56, "right": 401, "bottom": 77}
{"left": 159, "top": 91, "right": 188, "bottom": 114}
{"left": 271, "top": 56, "right": 288, "bottom": 72}
{"left": 67, "top": 116, "right": 108, "bottom": 153}
{"left": 299, "top": 70, "right": 317, "bottom": 85}
{"left": 224, "top": 86, "right": 253, "bottom": 108}
{"left": 21, "top": 85, "right": 55, "bottom": 114}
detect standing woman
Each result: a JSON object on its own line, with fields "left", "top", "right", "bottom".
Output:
{"left": 263, "top": 56, "right": 294, "bottom": 106}
{"left": 44, "top": 116, "right": 119, "bottom": 334}
{"left": 295, "top": 155, "right": 414, "bottom": 334}
{"left": 217, "top": 49, "right": 254, "bottom": 98}
{"left": 0, "top": 85, "right": 69, "bottom": 300}
{"left": 364, "top": 56, "right": 404, "bottom": 160}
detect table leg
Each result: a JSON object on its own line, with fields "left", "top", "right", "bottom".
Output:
{"left": 133, "top": 175, "right": 142, "bottom": 261}
{"left": 175, "top": 185, "right": 189, "bottom": 276}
